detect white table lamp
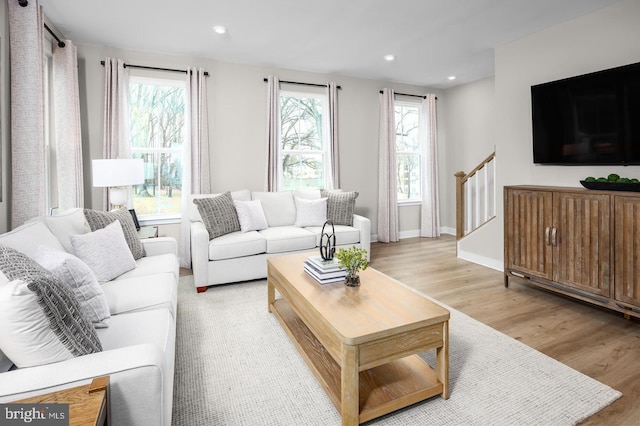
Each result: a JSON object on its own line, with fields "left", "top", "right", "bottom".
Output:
{"left": 92, "top": 159, "right": 145, "bottom": 209}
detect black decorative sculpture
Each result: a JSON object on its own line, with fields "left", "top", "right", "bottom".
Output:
{"left": 319, "top": 220, "right": 336, "bottom": 260}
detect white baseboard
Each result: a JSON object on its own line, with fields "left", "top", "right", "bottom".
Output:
{"left": 456, "top": 245, "right": 503, "bottom": 272}
{"left": 372, "top": 226, "right": 455, "bottom": 243}
{"left": 440, "top": 226, "right": 455, "bottom": 236}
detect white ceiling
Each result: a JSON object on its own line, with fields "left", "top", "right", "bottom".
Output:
{"left": 38, "top": 0, "right": 621, "bottom": 89}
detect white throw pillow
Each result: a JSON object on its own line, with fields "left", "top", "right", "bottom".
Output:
{"left": 33, "top": 245, "right": 111, "bottom": 328}
{"left": 70, "top": 221, "right": 136, "bottom": 282}
{"left": 0, "top": 246, "right": 102, "bottom": 369}
{"left": 234, "top": 200, "right": 268, "bottom": 232}
{"left": 0, "top": 277, "right": 75, "bottom": 367}
{"left": 294, "top": 197, "right": 328, "bottom": 227}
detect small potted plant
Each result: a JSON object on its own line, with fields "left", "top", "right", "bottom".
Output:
{"left": 334, "top": 246, "right": 369, "bottom": 287}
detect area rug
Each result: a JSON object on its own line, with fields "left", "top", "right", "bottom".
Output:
{"left": 172, "top": 277, "right": 621, "bottom": 426}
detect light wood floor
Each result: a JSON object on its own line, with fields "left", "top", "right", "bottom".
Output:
{"left": 369, "top": 235, "right": 639, "bottom": 426}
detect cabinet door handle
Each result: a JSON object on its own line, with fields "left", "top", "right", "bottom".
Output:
{"left": 551, "top": 227, "right": 558, "bottom": 246}
{"left": 545, "top": 227, "right": 551, "bottom": 245}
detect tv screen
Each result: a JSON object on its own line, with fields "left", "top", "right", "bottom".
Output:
{"left": 531, "top": 62, "right": 640, "bottom": 165}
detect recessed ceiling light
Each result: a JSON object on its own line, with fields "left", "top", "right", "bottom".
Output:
{"left": 448, "top": 75, "right": 456, "bottom": 81}
{"left": 212, "top": 25, "right": 227, "bottom": 35}
{"left": 384, "top": 54, "right": 395, "bottom": 62}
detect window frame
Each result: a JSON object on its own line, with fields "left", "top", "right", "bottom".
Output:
{"left": 278, "top": 88, "right": 331, "bottom": 191}
{"left": 129, "top": 74, "right": 187, "bottom": 223}
{"left": 394, "top": 100, "right": 422, "bottom": 205}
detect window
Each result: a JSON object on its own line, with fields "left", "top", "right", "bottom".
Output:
{"left": 279, "top": 90, "right": 330, "bottom": 190}
{"left": 129, "top": 76, "right": 186, "bottom": 220}
{"left": 395, "top": 102, "right": 421, "bottom": 202}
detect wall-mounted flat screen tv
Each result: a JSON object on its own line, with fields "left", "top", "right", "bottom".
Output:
{"left": 532, "top": 61, "right": 640, "bottom": 165}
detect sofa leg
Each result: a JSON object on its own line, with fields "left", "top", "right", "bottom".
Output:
{"left": 196, "top": 286, "right": 207, "bottom": 293}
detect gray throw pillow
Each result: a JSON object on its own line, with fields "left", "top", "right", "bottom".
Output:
{"left": 0, "top": 245, "right": 102, "bottom": 359}
{"left": 322, "top": 190, "right": 359, "bottom": 226}
{"left": 84, "top": 207, "right": 145, "bottom": 260}
{"left": 33, "top": 245, "right": 111, "bottom": 328}
{"left": 193, "top": 192, "right": 241, "bottom": 240}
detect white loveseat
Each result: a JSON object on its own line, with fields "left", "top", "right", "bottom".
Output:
{"left": 189, "top": 189, "right": 371, "bottom": 292}
{"left": 0, "top": 208, "right": 178, "bottom": 426}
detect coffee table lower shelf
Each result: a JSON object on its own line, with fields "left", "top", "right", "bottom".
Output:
{"left": 271, "top": 298, "right": 444, "bottom": 424}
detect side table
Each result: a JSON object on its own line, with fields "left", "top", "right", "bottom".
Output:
{"left": 137, "top": 225, "right": 158, "bottom": 239}
{"left": 10, "top": 376, "right": 109, "bottom": 426}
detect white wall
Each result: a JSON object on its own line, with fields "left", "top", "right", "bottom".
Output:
{"left": 75, "top": 45, "right": 444, "bottom": 243}
{"left": 441, "top": 77, "right": 495, "bottom": 231}
{"left": 458, "top": 0, "right": 640, "bottom": 268}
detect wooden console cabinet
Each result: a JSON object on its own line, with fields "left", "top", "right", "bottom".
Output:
{"left": 504, "top": 185, "right": 640, "bottom": 319}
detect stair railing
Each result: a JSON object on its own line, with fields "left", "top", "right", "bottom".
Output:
{"left": 454, "top": 151, "right": 496, "bottom": 240}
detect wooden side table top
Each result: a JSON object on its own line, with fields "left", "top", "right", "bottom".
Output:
{"left": 137, "top": 225, "right": 158, "bottom": 239}
{"left": 11, "top": 376, "right": 109, "bottom": 426}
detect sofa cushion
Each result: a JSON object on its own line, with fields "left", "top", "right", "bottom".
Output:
{"left": 234, "top": 200, "right": 268, "bottom": 232}
{"left": 294, "top": 197, "right": 327, "bottom": 227}
{"left": 117, "top": 253, "right": 179, "bottom": 282}
{"left": 71, "top": 221, "right": 137, "bottom": 282}
{"left": 306, "top": 224, "right": 361, "bottom": 246}
{"left": 193, "top": 192, "right": 241, "bottom": 239}
{"left": 44, "top": 208, "right": 90, "bottom": 253}
{"left": 322, "top": 190, "right": 359, "bottom": 226}
{"left": 101, "top": 272, "right": 177, "bottom": 318}
{"left": 208, "top": 231, "right": 266, "bottom": 260}
{"left": 259, "top": 226, "right": 316, "bottom": 253}
{"left": 0, "top": 245, "right": 102, "bottom": 368}
{"left": 84, "top": 208, "right": 146, "bottom": 260}
{"left": 96, "top": 308, "right": 173, "bottom": 353}
{"left": 32, "top": 245, "right": 111, "bottom": 328}
{"left": 251, "top": 191, "right": 297, "bottom": 227}
{"left": 0, "top": 221, "right": 65, "bottom": 258}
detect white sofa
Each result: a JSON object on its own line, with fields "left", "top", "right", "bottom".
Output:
{"left": 0, "top": 208, "right": 179, "bottom": 426}
{"left": 190, "top": 189, "right": 371, "bottom": 292}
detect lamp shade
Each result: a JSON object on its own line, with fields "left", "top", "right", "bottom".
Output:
{"left": 92, "top": 159, "right": 144, "bottom": 187}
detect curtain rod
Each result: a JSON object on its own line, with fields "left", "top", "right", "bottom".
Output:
{"left": 100, "top": 61, "right": 209, "bottom": 77}
{"left": 379, "top": 90, "right": 429, "bottom": 99}
{"left": 44, "top": 23, "right": 65, "bottom": 48}
{"left": 263, "top": 78, "right": 341, "bottom": 90}
{"left": 19, "top": 1, "right": 66, "bottom": 47}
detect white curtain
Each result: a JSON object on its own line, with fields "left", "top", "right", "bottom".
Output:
{"left": 327, "top": 82, "right": 339, "bottom": 189}
{"left": 265, "top": 76, "right": 280, "bottom": 191}
{"left": 53, "top": 39, "right": 84, "bottom": 210}
{"left": 377, "top": 88, "right": 399, "bottom": 243}
{"left": 180, "top": 67, "right": 211, "bottom": 268}
{"left": 8, "top": 0, "right": 46, "bottom": 228}
{"left": 420, "top": 95, "right": 440, "bottom": 237}
{"left": 102, "top": 57, "right": 131, "bottom": 210}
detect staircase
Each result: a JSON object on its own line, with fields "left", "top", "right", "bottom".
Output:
{"left": 454, "top": 151, "right": 496, "bottom": 240}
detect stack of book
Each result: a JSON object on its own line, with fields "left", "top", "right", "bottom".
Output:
{"left": 304, "top": 255, "right": 347, "bottom": 284}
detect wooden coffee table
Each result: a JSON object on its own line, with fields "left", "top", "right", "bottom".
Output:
{"left": 267, "top": 253, "right": 450, "bottom": 426}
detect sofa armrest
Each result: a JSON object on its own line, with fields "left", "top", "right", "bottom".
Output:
{"left": 141, "top": 237, "right": 177, "bottom": 257}
{"left": 352, "top": 214, "right": 371, "bottom": 260}
{"left": 0, "top": 345, "right": 169, "bottom": 425}
{"left": 190, "top": 221, "right": 210, "bottom": 290}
